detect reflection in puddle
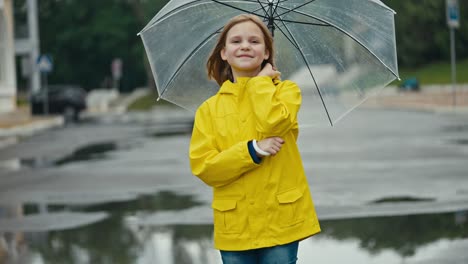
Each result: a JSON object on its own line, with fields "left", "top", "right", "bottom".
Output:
{"left": 147, "top": 123, "right": 194, "bottom": 137}
{"left": 0, "top": 191, "right": 202, "bottom": 263}
{"left": 443, "top": 124, "right": 468, "bottom": 133}
{"left": 320, "top": 212, "right": 468, "bottom": 258}
{"left": 0, "top": 141, "right": 125, "bottom": 172}
{"left": 0, "top": 159, "right": 21, "bottom": 171}
{"left": 82, "top": 191, "right": 203, "bottom": 215}
{"left": 55, "top": 141, "right": 118, "bottom": 165}
{"left": 0, "top": 158, "right": 52, "bottom": 172}
{"left": 370, "top": 196, "right": 435, "bottom": 204}
{"left": 450, "top": 139, "right": 468, "bottom": 145}
{"left": 1, "top": 192, "right": 467, "bottom": 263}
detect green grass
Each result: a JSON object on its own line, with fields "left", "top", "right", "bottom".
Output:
{"left": 396, "top": 58, "right": 468, "bottom": 85}
{"left": 16, "top": 94, "right": 29, "bottom": 106}
{"left": 127, "top": 90, "right": 172, "bottom": 111}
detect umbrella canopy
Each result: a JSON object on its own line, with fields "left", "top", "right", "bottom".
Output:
{"left": 139, "top": 0, "right": 399, "bottom": 126}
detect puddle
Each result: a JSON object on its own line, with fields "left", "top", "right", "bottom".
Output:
{"left": 19, "top": 191, "right": 202, "bottom": 216}
{"left": 320, "top": 212, "right": 467, "bottom": 257}
{"left": 449, "top": 139, "right": 468, "bottom": 145}
{"left": 147, "top": 123, "right": 193, "bottom": 137}
{"left": 1, "top": 189, "right": 467, "bottom": 264}
{"left": 0, "top": 158, "right": 54, "bottom": 172}
{"left": 1, "top": 141, "right": 127, "bottom": 172}
{"left": 22, "top": 157, "right": 55, "bottom": 168}
{"left": 54, "top": 141, "right": 118, "bottom": 166}
{"left": 82, "top": 191, "right": 203, "bottom": 214}
{"left": 442, "top": 124, "right": 468, "bottom": 133}
{"left": 370, "top": 196, "right": 435, "bottom": 204}
{"left": 0, "top": 191, "right": 204, "bottom": 263}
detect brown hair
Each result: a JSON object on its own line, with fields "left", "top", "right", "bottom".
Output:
{"left": 206, "top": 14, "right": 275, "bottom": 86}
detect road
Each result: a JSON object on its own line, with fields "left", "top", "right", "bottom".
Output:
{"left": 0, "top": 102, "right": 467, "bottom": 263}
{"left": 1, "top": 101, "right": 468, "bottom": 218}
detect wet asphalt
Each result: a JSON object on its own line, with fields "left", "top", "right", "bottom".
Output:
{"left": 0, "top": 102, "right": 467, "bottom": 263}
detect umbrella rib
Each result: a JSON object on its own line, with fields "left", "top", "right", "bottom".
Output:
{"left": 211, "top": 0, "right": 268, "bottom": 19}
{"left": 140, "top": 0, "right": 263, "bottom": 34}
{"left": 255, "top": 0, "right": 268, "bottom": 18}
{"left": 271, "top": 6, "right": 298, "bottom": 48}
{"left": 159, "top": 3, "right": 268, "bottom": 99}
{"left": 269, "top": 0, "right": 282, "bottom": 17}
{"left": 272, "top": 21, "right": 299, "bottom": 50}
{"left": 273, "top": 0, "right": 318, "bottom": 18}
{"left": 274, "top": 6, "right": 399, "bottom": 79}
{"left": 276, "top": 17, "right": 334, "bottom": 126}
{"left": 276, "top": 19, "right": 330, "bottom": 27}
{"left": 271, "top": 9, "right": 320, "bottom": 49}
{"left": 257, "top": 0, "right": 283, "bottom": 20}
{"left": 158, "top": 29, "right": 222, "bottom": 100}
{"left": 140, "top": 0, "right": 207, "bottom": 33}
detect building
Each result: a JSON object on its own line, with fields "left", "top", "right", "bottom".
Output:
{"left": 0, "top": 0, "right": 17, "bottom": 113}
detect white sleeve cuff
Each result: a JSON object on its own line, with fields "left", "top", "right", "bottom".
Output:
{"left": 252, "top": 139, "right": 271, "bottom": 156}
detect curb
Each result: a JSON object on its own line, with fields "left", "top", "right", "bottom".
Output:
{"left": 0, "top": 88, "right": 149, "bottom": 141}
{"left": 81, "top": 88, "right": 152, "bottom": 120}
{"left": 0, "top": 116, "right": 64, "bottom": 138}
{"left": 110, "top": 88, "right": 151, "bottom": 113}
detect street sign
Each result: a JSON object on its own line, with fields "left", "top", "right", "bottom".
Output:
{"left": 37, "top": 54, "right": 53, "bottom": 73}
{"left": 446, "top": 0, "right": 460, "bottom": 107}
{"left": 447, "top": 0, "right": 460, "bottom": 29}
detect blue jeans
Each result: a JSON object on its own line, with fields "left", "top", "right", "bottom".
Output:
{"left": 220, "top": 241, "right": 299, "bottom": 264}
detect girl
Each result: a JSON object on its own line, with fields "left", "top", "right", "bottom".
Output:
{"left": 189, "top": 14, "right": 320, "bottom": 264}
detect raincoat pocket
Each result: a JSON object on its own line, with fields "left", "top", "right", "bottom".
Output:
{"left": 276, "top": 188, "right": 305, "bottom": 228}
{"left": 212, "top": 199, "right": 240, "bottom": 234}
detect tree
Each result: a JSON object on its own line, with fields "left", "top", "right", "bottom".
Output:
{"left": 383, "top": 0, "right": 468, "bottom": 67}
{"left": 35, "top": 0, "right": 169, "bottom": 92}
{"left": 16, "top": 0, "right": 467, "bottom": 92}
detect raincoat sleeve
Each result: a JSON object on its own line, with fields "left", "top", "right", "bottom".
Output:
{"left": 189, "top": 103, "right": 261, "bottom": 188}
{"left": 246, "top": 76, "right": 301, "bottom": 137}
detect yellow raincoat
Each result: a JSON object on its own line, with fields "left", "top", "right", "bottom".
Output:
{"left": 189, "top": 76, "right": 320, "bottom": 251}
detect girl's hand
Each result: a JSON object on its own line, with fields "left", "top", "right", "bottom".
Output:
{"left": 257, "top": 137, "right": 285, "bottom": 157}
{"left": 258, "top": 63, "right": 281, "bottom": 79}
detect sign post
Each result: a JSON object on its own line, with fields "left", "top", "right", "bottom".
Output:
{"left": 111, "top": 58, "right": 123, "bottom": 90}
{"left": 37, "top": 54, "right": 53, "bottom": 115}
{"left": 446, "top": 0, "right": 460, "bottom": 108}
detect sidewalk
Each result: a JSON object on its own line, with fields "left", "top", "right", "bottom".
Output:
{"left": 0, "top": 106, "right": 63, "bottom": 140}
{"left": 364, "top": 85, "right": 468, "bottom": 113}
{"left": 0, "top": 89, "right": 150, "bottom": 144}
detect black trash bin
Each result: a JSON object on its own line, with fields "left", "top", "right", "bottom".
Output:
{"left": 399, "top": 77, "right": 420, "bottom": 92}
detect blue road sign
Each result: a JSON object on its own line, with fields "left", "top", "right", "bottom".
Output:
{"left": 447, "top": 0, "right": 460, "bottom": 28}
{"left": 37, "top": 55, "right": 53, "bottom": 73}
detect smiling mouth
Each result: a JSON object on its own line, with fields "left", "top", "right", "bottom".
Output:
{"left": 238, "top": 55, "right": 253, "bottom": 58}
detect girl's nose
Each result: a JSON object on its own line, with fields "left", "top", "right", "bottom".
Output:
{"left": 240, "top": 41, "right": 250, "bottom": 49}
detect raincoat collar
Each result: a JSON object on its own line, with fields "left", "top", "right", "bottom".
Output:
{"left": 218, "top": 77, "right": 252, "bottom": 96}
{"left": 218, "top": 77, "right": 280, "bottom": 95}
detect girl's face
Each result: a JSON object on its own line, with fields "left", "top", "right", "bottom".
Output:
{"left": 221, "top": 21, "right": 270, "bottom": 80}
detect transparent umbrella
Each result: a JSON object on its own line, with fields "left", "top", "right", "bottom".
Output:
{"left": 138, "top": 0, "right": 399, "bottom": 126}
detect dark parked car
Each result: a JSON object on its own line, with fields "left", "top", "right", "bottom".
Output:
{"left": 31, "top": 85, "right": 87, "bottom": 122}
